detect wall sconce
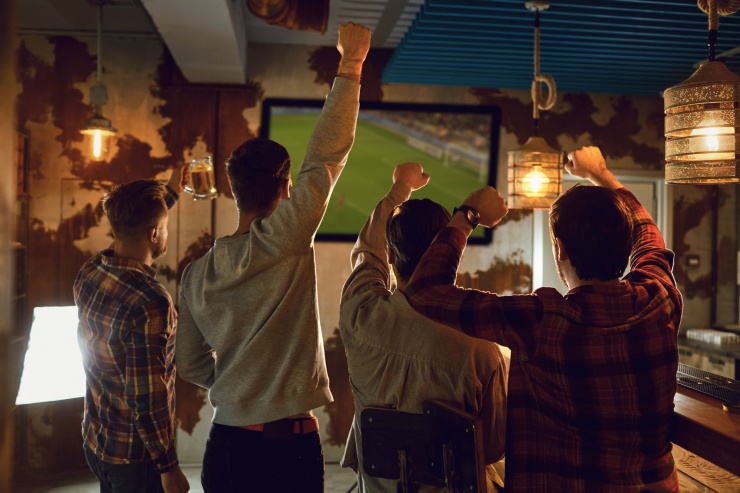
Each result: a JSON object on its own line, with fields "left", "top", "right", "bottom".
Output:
{"left": 664, "top": 0, "right": 740, "bottom": 184}
{"left": 80, "top": 2, "right": 116, "bottom": 161}
{"left": 507, "top": 0, "right": 562, "bottom": 209}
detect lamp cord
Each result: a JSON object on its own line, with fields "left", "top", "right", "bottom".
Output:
{"left": 531, "top": 7, "right": 556, "bottom": 135}
{"left": 697, "top": 0, "right": 740, "bottom": 61}
{"left": 96, "top": 4, "right": 102, "bottom": 84}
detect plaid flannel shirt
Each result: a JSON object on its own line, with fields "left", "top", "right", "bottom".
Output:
{"left": 73, "top": 187, "right": 179, "bottom": 473}
{"left": 407, "top": 188, "right": 682, "bottom": 493}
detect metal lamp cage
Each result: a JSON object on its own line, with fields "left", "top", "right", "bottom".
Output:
{"left": 507, "top": 136, "right": 563, "bottom": 209}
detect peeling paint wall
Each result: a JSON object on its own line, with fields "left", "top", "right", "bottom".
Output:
{"left": 14, "top": 34, "right": 709, "bottom": 474}
{"left": 671, "top": 185, "right": 738, "bottom": 330}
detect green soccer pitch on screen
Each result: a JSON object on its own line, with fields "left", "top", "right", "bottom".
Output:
{"left": 259, "top": 99, "right": 501, "bottom": 244}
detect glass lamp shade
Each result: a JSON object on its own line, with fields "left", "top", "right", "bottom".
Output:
{"left": 507, "top": 136, "right": 562, "bottom": 209}
{"left": 664, "top": 61, "right": 740, "bottom": 184}
{"left": 80, "top": 114, "right": 117, "bottom": 161}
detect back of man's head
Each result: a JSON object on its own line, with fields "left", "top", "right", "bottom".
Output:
{"left": 386, "top": 199, "right": 451, "bottom": 280}
{"left": 103, "top": 180, "right": 168, "bottom": 242}
{"left": 225, "top": 138, "right": 292, "bottom": 213}
{"left": 549, "top": 185, "right": 632, "bottom": 281}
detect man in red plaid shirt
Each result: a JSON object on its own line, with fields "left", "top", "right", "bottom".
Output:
{"left": 407, "top": 146, "right": 682, "bottom": 492}
{"left": 74, "top": 168, "right": 190, "bottom": 493}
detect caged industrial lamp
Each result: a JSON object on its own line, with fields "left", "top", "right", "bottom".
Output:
{"left": 664, "top": 0, "right": 740, "bottom": 184}
{"left": 507, "top": 0, "right": 563, "bottom": 209}
{"left": 80, "top": 1, "right": 117, "bottom": 161}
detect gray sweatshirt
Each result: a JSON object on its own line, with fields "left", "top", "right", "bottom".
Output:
{"left": 176, "top": 77, "right": 359, "bottom": 426}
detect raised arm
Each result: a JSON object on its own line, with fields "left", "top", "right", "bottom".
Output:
{"left": 302, "top": 21, "right": 370, "bottom": 173}
{"left": 163, "top": 164, "right": 190, "bottom": 209}
{"left": 341, "top": 162, "right": 429, "bottom": 302}
{"left": 264, "top": 23, "right": 371, "bottom": 246}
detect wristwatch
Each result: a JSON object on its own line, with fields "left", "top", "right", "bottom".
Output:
{"left": 453, "top": 205, "right": 480, "bottom": 228}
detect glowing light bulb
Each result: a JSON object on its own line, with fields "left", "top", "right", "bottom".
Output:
{"left": 92, "top": 130, "right": 103, "bottom": 159}
{"left": 690, "top": 125, "right": 735, "bottom": 160}
{"left": 81, "top": 123, "right": 115, "bottom": 161}
{"left": 521, "top": 165, "right": 550, "bottom": 197}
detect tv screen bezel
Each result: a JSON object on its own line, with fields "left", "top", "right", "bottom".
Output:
{"left": 259, "top": 98, "right": 501, "bottom": 245}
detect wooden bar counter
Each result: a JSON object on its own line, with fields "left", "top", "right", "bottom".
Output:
{"left": 672, "top": 385, "right": 740, "bottom": 484}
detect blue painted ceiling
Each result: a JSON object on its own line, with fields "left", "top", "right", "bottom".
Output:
{"left": 382, "top": 0, "right": 740, "bottom": 96}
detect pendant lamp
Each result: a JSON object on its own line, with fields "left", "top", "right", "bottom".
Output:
{"left": 664, "top": 0, "right": 740, "bottom": 184}
{"left": 80, "top": 2, "right": 117, "bottom": 161}
{"left": 507, "top": 1, "right": 563, "bottom": 209}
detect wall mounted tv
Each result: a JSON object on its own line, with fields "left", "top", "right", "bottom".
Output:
{"left": 259, "top": 99, "right": 501, "bottom": 244}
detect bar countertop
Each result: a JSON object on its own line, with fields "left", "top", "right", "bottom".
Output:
{"left": 677, "top": 336, "right": 740, "bottom": 360}
{"left": 672, "top": 385, "right": 740, "bottom": 476}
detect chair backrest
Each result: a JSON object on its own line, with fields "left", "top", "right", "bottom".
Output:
{"left": 361, "top": 405, "right": 444, "bottom": 490}
{"left": 360, "top": 399, "right": 486, "bottom": 493}
{"left": 423, "top": 399, "right": 486, "bottom": 492}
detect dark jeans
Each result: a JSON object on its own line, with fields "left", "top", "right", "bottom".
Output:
{"left": 84, "top": 446, "right": 164, "bottom": 493}
{"left": 202, "top": 423, "right": 324, "bottom": 493}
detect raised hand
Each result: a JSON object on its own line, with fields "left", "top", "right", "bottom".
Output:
{"left": 566, "top": 146, "right": 622, "bottom": 189}
{"left": 337, "top": 22, "right": 372, "bottom": 80}
{"left": 463, "top": 186, "right": 508, "bottom": 228}
{"left": 166, "top": 164, "right": 191, "bottom": 194}
{"left": 337, "top": 22, "right": 371, "bottom": 62}
{"left": 393, "top": 162, "right": 430, "bottom": 192}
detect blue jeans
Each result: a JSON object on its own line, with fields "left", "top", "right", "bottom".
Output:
{"left": 202, "top": 423, "right": 324, "bottom": 493}
{"left": 84, "top": 446, "right": 164, "bottom": 493}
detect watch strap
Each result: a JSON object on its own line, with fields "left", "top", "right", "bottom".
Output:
{"left": 453, "top": 205, "right": 480, "bottom": 228}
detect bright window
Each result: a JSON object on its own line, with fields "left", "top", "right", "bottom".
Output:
{"left": 15, "top": 306, "right": 85, "bottom": 405}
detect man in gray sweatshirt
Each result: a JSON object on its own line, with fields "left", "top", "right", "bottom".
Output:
{"left": 175, "top": 22, "right": 371, "bottom": 493}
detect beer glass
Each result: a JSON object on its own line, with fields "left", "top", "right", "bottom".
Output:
{"left": 184, "top": 156, "right": 218, "bottom": 200}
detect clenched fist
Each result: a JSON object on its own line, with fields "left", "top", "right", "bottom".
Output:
{"left": 463, "top": 186, "right": 508, "bottom": 228}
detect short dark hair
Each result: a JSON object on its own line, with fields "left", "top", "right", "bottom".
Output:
{"left": 102, "top": 180, "right": 168, "bottom": 241}
{"left": 549, "top": 185, "right": 632, "bottom": 281}
{"left": 386, "top": 199, "right": 451, "bottom": 280}
{"left": 225, "top": 138, "right": 292, "bottom": 212}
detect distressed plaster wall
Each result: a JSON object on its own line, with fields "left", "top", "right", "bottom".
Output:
{"left": 13, "top": 33, "right": 709, "bottom": 474}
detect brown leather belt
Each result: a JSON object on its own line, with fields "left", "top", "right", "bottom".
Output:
{"left": 241, "top": 417, "right": 319, "bottom": 438}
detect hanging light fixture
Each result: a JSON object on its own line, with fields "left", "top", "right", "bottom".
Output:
{"left": 664, "top": 0, "right": 740, "bottom": 184}
{"left": 507, "top": 0, "right": 563, "bottom": 209}
{"left": 80, "top": 1, "right": 116, "bottom": 161}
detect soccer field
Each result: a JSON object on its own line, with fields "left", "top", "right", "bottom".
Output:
{"left": 270, "top": 112, "right": 489, "bottom": 239}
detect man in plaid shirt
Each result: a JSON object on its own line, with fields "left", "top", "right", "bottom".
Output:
{"left": 74, "top": 168, "right": 190, "bottom": 493}
{"left": 407, "top": 146, "right": 682, "bottom": 492}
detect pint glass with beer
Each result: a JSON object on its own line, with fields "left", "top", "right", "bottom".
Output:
{"left": 184, "top": 156, "right": 218, "bottom": 200}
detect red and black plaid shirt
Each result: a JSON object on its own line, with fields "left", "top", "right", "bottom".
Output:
{"left": 74, "top": 189, "right": 179, "bottom": 473}
{"left": 407, "top": 188, "right": 682, "bottom": 492}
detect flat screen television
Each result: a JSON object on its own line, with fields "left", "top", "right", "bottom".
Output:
{"left": 259, "top": 99, "right": 501, "bottom": 244}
